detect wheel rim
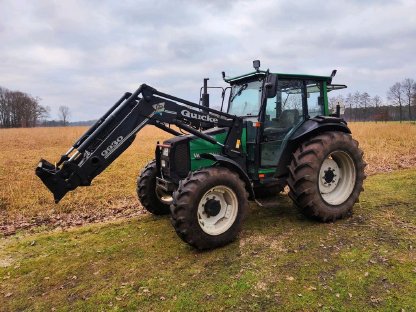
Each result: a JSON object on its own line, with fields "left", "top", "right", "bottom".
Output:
{"left": 197, "top": 185, "right": 238, "bottom": 236}
{"left": 319, "top": 151, "right": 356, "bottom": 206}
{"left": 155, "top": 188, "right": 173, "bottom": 205}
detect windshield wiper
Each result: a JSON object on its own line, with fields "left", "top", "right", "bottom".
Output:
{"left": 230, "top": 84, "right": 247, "bottom": 102}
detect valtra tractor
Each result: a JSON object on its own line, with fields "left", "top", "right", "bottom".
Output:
{"left": 36, "top": 61, "right": 365, "bottom": 249}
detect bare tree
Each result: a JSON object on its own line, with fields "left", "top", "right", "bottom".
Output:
{"left": 345, "top": 93, "right": 354, "bottom": 121}
{"left": 387, "top": 82, "right": 403, "bottom": 123}
{"left": 0, "top": 87, "right": 10, "bottom": 127}
{"left": 360, "top": 92, "right": 371, "bottom": 121}
{"left": 37, "top": 105, "right": 50, "bottom": 125}
{"left": 58, "top": 105, "right": 70, "bottom": 126}
{"left": 372, "top": 95, "right": 382, "bottom": 123}
{"left": 353, "top": 91, "right": 361, "bottom": 121}
{"left": 402, "top": 78, "right": 415, "bottom": 121}
{"left": 329, "top": 94, "right": 345, "bottom": 116}
{"left": 413, "top": 83, "right": 416, "bottom": 119}
{"left": 372, "top": 95, "right": 382, "bottom": 107}
{"left": 413, "top": 83, "right": 416, "bottom": 102}
{"left": 0, "top": 86, "right": 47, "bottom": 128}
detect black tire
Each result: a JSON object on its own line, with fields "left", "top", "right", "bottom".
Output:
{"left": 287, "top": 131, "right": 366, "bottom": 222}
{"left": 170, "top": 167, "right": 248, "bottom": 250}
{"left": 137, "top": 160, "right": 171, "bottom": 215}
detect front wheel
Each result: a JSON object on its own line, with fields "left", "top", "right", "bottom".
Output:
{"left": 287, "top": 131, "right": 366, "bottom": 221}
{"left": 137, "top": 160, "right": 171, "bottom": 215}
{"left": 170, "top": 167, "right": 248, "bottom": 250}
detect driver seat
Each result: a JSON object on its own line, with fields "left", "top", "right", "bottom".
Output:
{"left": 263, "top": 109, "right": 300, "bottom": 140}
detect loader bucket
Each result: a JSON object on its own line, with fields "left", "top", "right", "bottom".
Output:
{"left": 36, "top": 159, "right": 70, "bottom": 203}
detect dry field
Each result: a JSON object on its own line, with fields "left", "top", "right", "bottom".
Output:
{"left": 1, "top": 122, "right": 416, "bottom": 233}
{"left": 1, "top": 123, "right": 416, "bottom": 311}
{"left": 349, "top": 122, "right": 416, "bottom": 174}
{"left": 0, "top": 126, "right": 172, "bottom": 232}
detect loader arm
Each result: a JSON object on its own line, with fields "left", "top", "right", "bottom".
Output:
{"left": 36, "top": 84, "right": 244, "bottom": 203}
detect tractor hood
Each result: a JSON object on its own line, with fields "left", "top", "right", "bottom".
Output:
{"left": 164, "top": 127, "right": 228, "bottom": 170}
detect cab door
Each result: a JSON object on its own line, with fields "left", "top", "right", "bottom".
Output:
{"left": 260, "top": 79, "right": 305, "bottom": 167}
{"left": 259, "top": 78, "right": 326, "bottom": 170}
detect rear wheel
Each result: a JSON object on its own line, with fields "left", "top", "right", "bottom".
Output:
{"left": 287, "top": 131, "right": 366, "bottom": 221}
{"left": 137, "top": 160, "right": 171, "bottom": 215}
{"left": 170, "top": 167, "right": 248, "bottom": 250}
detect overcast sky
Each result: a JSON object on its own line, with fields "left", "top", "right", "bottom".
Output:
{"left": 1, "top": 0, "right": 415, "bottom": 120}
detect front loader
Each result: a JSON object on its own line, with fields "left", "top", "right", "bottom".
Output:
{"left": 36, "top": 61, "right": 366, "bottom": 250}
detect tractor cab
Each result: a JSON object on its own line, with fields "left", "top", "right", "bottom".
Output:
{"left": 222, "top": 62, "right": 345, "bottom": 187}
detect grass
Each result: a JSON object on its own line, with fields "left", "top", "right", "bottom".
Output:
{"left": 1, "top": 169, "right": 415, "bottom": 311}
{"left": 1, "top": 122, "right": 416, "bottom": 227}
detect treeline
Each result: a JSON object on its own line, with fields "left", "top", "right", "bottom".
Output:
{"left": 0, "top": 86, "right": 72, "bottom": 128}
{"left": 2, "top": 77, "right": 415, "bottom": 128}
{"left": 40, "top": 119, "right": 95, "bottom": 127}
{"left": 330, "top": 78, "right": 416, "bottom": 122}
{"left": 0, "top": 86, "right": 49, "bottom": 128}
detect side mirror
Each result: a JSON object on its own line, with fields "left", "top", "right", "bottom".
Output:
{"left": 265, "top": 74, "right": 278, "bottom": 98}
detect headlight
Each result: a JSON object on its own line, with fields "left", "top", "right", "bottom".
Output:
{"left": 161, "top": 160, "right": 167, "bottom": 167}
{"left": 162, "top": 148, "right": 169, "bottom": 156}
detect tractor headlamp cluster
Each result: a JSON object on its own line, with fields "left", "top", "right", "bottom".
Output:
{"left": 162, "top": 147, "right": 169, "bottom": 156}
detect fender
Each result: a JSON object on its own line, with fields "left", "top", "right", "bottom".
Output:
{"left": 276, "top": 116, "right": 352, "bottom": 177}
{"left": 290, "top": 116, "right": 350, "bottom": 141}
{"left": 200, "top": 153, "right": 255, "bottom": 200}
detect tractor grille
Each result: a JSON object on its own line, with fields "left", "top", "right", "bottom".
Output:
{"left": 173, "top": 142, "right": 190, "bottom": 178}
{"left": 160, "top": 140, "right": 190, "bottom": 182}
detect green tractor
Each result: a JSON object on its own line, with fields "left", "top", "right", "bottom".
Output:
{"left": 36, "top": 61, "right": 366, "bottom": 250}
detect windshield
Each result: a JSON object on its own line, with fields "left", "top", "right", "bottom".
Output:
{"left": 227, "top": 80, "right": 263, "bottom": 116}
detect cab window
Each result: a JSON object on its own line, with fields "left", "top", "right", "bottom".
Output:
{"left": 261, "top": 79, "right": 304, "bottom": 167}
{"left": 228, "top": 80, "right": 262, "bottom": 117}
{"left": 306, "top": 81, "right": 324, "bottom": 117}
{"left": 264, "top": 79, "right": 303, "bottom": 129}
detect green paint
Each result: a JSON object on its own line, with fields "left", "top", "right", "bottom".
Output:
{"left": 258, "top": 168, "right": 276, "bottom": 174}
{"left": 241, "top": 127, "right": 247, "bottom": 153}
{"left": 323, "top": 82, "right": 329, "bottom": 115}
{"left": 189, "top": 132, "right": 225, "bottom": 170}
{"left": 189, "top": 129, "right": 247, "bottom": 171}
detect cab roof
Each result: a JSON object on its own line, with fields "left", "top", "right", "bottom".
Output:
{"left": 224, "top": 70, "right": 333, "bottom": 84}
